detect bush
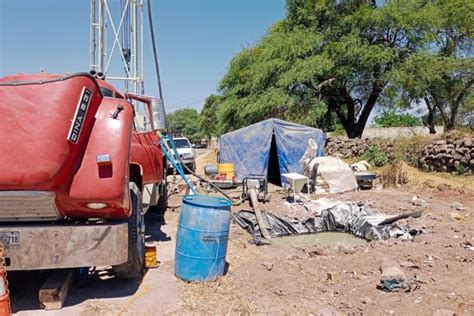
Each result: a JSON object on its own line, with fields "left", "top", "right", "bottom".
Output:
{"left": 393, "top": 134, "right": 432, "bottom": 166}
{"left": 361, "top": 145, "right": 390, "bottom": 167}
{"left": 374, "top": 111, "right": 422, "bottom": 128}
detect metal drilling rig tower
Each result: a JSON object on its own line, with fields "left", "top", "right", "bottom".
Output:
{"left": 89, "top": 0, "right": 144, "bottom": 94}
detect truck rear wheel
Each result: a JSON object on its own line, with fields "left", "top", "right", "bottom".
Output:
{"left": 113, "top": 182, "right": 145, "bottom": 279}
{"left": 150, "top": 159, "right": 168, "bottom": 213}
{"left": 155, "top": 180, "right": 168, "bottom": 212}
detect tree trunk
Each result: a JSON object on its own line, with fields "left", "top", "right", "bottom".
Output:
{"left": 326, "top": 82, "right": 383, "bottom": 139}
{"left": 347, "top": 83, "right": 382, "bottom": 138}
{"left": 446, "top": 111, "right": 457, "bottom": 131}
{"left": 423, "top": 97, "right": 437, "bottom": 134}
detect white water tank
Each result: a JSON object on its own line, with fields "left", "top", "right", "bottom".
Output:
{"left": 151, "top": 98, "right": 167, "bottom": 131}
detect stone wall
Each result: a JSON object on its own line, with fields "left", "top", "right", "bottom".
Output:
{"left": 418, "top": 136, "right": 474, "bottom": 173}
{"left": 325, "top": 137, "right": 395, "bottom": 159}
{"left": 326, "top": 134, "right": 474, "bottom": 174}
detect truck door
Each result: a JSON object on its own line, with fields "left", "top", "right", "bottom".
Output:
{"left": 129, "top": 95, "right": 163, "bottom": 185}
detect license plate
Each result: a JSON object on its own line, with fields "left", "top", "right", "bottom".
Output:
{"left": 1, "top": 232, "right": 20, "bottom": 248}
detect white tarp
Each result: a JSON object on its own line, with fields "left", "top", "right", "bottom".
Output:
{"left": 301, "top": 139, "right": 358, "bottom": 193}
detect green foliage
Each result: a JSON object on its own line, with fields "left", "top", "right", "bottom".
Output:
{"left": 374, "top": 111, "right": 422, "bottom": 127}
{"left": 200, "top": 95, "right": 222, "bottom": 137}
{"left": 166, "top": 108, "right": 204, "bottom": 143}
{"left": 388, "top": 0, "right": 474, "bottom": 131}
{"left": 361, "top": 145, "right": 390, "bottom": 167}
{"left": 331, "top": 123, "right": 347, "bottom": 136}
{"left": 456, "top": 163, "right": 466, "bottom": 175}
{"left": 215, "top": 0, "right": 467, "bottom": 137}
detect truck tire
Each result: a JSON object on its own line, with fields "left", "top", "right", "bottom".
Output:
{"left": 113, "top": 182, "right": 145, "bottom": 279}
{"left": 150, "top": 159, "right": 168, "bottom": 213}
{"left": 155, "top": 179, "right": 168, "bottom": 212}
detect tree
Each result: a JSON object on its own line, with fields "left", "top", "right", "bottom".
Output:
{"left": 166, "top": 108, "right": 204, "bottom": 143}
{"left": 200, "top": 94, "right": 222, "bottom": 138}
{"left": 218, "top": 0, "right": 439, "bottom": 138}
{"left": 389, "top": 0, "right": 473, "bottom": 132}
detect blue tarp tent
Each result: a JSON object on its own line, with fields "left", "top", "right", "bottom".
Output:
{"left": 219, "top": 119, "right": 326, "bottom": 185}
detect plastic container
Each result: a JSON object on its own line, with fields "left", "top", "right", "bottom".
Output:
{"left": 175, "top": 195, "right": 231, "bottom": 281}
{"left": 145, "top": 244, "right": 158, "bottom": 268}
{"left": 217, "top": 163, "right": 235, "bottom": 180}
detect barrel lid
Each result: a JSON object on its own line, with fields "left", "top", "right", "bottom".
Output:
{"left": 182, "top": 195, "right": 231, "bottom": 209}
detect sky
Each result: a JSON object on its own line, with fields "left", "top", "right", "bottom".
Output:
{"left": 0, "top": 0, "right": 286, "bottom": 112}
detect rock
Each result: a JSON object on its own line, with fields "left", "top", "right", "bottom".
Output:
{"left": 327, "top": 271, "right": 340, "bottom": 283}
{"left": 338, "top": 245, "right": 356, "bottom": 254}
{"left": 451, "top": 213, "right": 466, "bottom": 221}
{"left": 435, "top": 140, "right": 447, "bottom": 145}
{"left": 380, "top": 258, "right": 406, "bottom": 282}
{"left": 411, "top": 195, "right": 427, "bottom": 207}
{"left": 307, "top": 245, "right": 329, "bottom": 257}
{"left": 432, "top": 309, "right": 455, "bottom": 316}
{"left": 286, "top": 254, "right": 302, "bottom": 260}
{"left": 438, "top": 145, "right": 449, "bottom": 153}
{"left": 261, "top": 261, "right": 274, "bottom": 271}
{"left": 439, "top": 183, "right": 451, "bottom": 191}
{"left": 450, "top": 202, "right": 465, "bottom": 211}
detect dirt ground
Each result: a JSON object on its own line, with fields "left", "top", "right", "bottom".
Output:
{"left": 9, "top": 149, "right": 474, "bottom": 315}
{"left": 177, "top": 185, "right": 473, "bottom": 315}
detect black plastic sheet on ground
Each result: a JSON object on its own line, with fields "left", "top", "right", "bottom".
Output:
{"left": 233, "top": 202, "right": 420, "bottom": 242}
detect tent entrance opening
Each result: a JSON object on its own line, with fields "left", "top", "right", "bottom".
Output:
{"left": 267, "top": 134, "right": 281, "bottom": 186}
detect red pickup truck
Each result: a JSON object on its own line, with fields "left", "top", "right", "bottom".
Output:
{"left": 0, "top": 72, "right": 167, "bottom": 278}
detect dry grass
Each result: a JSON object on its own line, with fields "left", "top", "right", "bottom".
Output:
{"left": 195, "top": 149, "right": 218, "bottom": 175}
{"left": 179, "top": 225, "right": 259, "bottom": 314}
{"left": 379, "top": 160, "right": 474, "bottom": 191}
{"left": 379, "top": 160, "right": 414, "bottom": 187}
{"left": 393, "top": 134, "right": 434, "bottom": 165}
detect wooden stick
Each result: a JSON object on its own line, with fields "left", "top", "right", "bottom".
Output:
{"left": 379, "top": 210, "right": 423, "bottom": 226}
{"left": 39, "top": 269, "right": 74, "bottom": 310}
{"left": 249, "top": 188, "right": 272, "bottom": 239}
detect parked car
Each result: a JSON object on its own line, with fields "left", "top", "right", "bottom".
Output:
{"left": 166, "top": 137, "right": 196, "bottom": 173}
{"left": 194, "top": 141, "right": 208, "bottom": 149}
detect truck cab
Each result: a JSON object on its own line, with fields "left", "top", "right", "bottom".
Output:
{"left": 0, "top": 72, "right": 167, "bottom": 278}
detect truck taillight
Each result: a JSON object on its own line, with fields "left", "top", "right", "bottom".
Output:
{"left": 96, "top": 154, "right": 112, "bottom": 166}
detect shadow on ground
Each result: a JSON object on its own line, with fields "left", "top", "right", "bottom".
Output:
{"left": 9, "top": 211, "right": 171, "bottom": 313}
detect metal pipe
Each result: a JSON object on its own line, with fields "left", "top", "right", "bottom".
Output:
{"left": 132, "top": 0, "right": 138, "bottom": 94}
{"left": 90, "top": 0, "right": 96, "bottom": 70}
{"left": 140, "top": 0, "right": 144, "bottom": 94}
{"left": 98, "top": 0, "right": 104, "bottom": 73}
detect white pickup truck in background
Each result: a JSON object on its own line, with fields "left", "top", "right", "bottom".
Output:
{"left": 166, "top": 137, "right": 196, "bottom": 173}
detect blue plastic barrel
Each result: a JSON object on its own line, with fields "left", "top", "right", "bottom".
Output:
{"left": 175, "top": 195, "right": 232, "bottom": 281}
